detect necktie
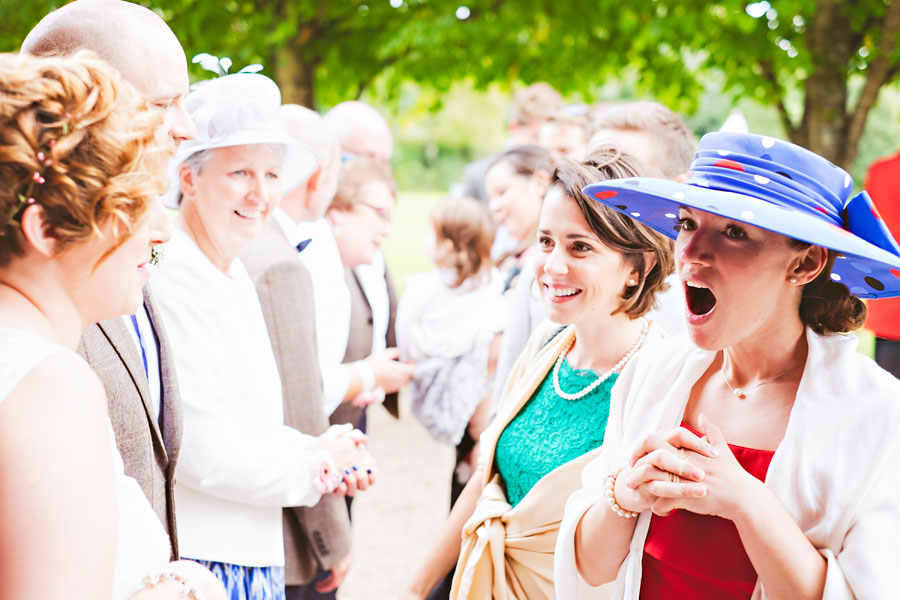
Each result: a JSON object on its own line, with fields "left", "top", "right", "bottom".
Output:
{"left": 296, "top": 238, "right": 313, "bottom": 253}
{"left": 129, "top": 314, "right": 149, "bottom": 378}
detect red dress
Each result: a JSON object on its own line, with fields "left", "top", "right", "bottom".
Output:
{"left": 640, "top": 423, "right": 775, "bottom": 599}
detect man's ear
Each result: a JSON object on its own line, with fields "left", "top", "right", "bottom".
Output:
{"left": 19, "top": 202, "right": 59, "bottom": 258}
{"left": 306, "top": 165, "right": 324, "bottom": 194}
{"left": 791, "top": 244, "right": 828, "bottom": 284}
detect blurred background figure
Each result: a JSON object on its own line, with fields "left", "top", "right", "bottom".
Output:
{"left": 538, "top": 104, "right": 591, "bottom": 159}
{"left": 325, "top": 100, "right": 402, "bottom": 420}
{"left": 864, "top": 149, "right": 900, "bottom": 378}
{"left": 485, "top": 144, "right": 553, "bottom": 291}
{"left": 325, "top": 100, "right": 393, "bottom": 165}
{"left": 457, "top": 82, "right": 563, "bottom": 204}
{"left": 396, "top": 196, "right": 505, "bottom": 547}
{"left": 326, "top": 157, "right": 415, "bottom": 431}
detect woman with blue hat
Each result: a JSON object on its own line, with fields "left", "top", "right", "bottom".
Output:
{"left": 152, "top": 70, "right": 377, "bottom": 599}
{"left": 554, "top": 132, "right": 900, "bottom": 599}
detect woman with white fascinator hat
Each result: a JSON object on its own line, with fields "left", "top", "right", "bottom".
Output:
{"left": 555, "top": 132, "right": 900, "bottom": 599}
{"left": 152, "top": 69, "right": 377, "bottom": 599}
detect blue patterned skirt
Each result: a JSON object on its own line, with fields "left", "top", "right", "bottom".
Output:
{"left": 186, "top": 558, "right": 285, "bottom": 600}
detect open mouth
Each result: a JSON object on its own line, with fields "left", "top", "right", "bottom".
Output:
{"left": 685, "top": 281, "right": 716, "bottom": 316}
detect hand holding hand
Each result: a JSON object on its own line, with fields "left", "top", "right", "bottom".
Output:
{"left": 311, "top": 425, "right": 376, "bottom": 496}
{"left": 367, "top": 348, "right": 414, "bottom": 393}
{"left": 614, "top": 425, "right": 717, "bottom": 515}
{"left": 651, "top": 414, "right": 762, "bottom": 520}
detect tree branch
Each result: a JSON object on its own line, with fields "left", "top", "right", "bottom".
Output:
{"left": 758, "top": 58, "right": 797, "bottom": 138}
{"left": 846, "top": 0, "right": 900, "bottom": 163}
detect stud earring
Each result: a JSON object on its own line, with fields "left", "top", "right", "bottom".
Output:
{"left": 627, "top": 279, "right": 637, "bottom": 286}
{"left": 790, "top": 277, "right": 798, "bottom": 284}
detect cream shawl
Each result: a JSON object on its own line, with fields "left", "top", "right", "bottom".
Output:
{"left": 452, "top": 321, "right": 652, "bottom": 600}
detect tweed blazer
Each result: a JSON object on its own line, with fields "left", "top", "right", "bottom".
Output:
{"left": 240, "top": 219, "right": 353, "bottom": 585}
{"left": 77, "top": 286, "right": 182, "bottom": 558}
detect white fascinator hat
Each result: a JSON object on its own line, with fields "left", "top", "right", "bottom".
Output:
{"left": 162, "top": 71, "right": 317, "bottom": 209}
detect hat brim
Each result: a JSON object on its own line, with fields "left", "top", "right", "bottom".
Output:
{"left": 585, "top": 177, "right": 900, "bottom": 299}
{"left": 161, "top": 130, "right": 317, "bottom": 209}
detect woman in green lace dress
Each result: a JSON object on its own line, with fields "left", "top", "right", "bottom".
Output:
{"left": 401, "top": 150, "right": 675, "bottom": 600}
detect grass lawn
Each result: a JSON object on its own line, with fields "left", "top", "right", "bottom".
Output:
{"left": 382, "top": 189, "right": 445, "bottom": 295}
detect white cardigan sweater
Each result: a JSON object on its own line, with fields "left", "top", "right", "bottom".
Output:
{"left": 555, "top": 329, "right": 900, "bottom": 599}
{"left": 153, "top": 230, "right": 321, "bottom": 567}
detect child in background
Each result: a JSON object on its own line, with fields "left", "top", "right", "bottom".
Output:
{"left": 397, "top": 197, "right": 506, "bottom": 461}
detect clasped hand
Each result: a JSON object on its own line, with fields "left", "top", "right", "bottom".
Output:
{"left": 614, "top": 414, "right": 759, "bottom": 520}
{"left": 312, "top": 424, "right": 376, "bottom": 496}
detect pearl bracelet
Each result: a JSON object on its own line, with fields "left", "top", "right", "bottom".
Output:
{"left": 604, "top": 466, "right": 640, "bottom": 518}
{"left": 133, "top": 570, "right": 204, "bottom": 599}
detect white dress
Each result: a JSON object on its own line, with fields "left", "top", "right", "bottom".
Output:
{"left": 0, "top": 327, "right": 170, "bottom": 599}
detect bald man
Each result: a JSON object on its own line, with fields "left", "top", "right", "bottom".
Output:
{"left": 240, "top": 105, "right": 354, "bottom": 600}
{"left": 23, "top": 0, "right": 195, "bottom": 559}
{"left": 324, "top": 100, "right": 393, "bottom": 165}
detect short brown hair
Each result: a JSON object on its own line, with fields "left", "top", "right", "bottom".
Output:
{"left": 509, "top": 82, "right": 563, "bottom": 127}
{"left": 591, "top": 101, "right": 696, "bottom": 180}
{"left": 549, "top": 149, "right": 675, "bottom": 319}
{"left": 329, "top": 156, "right": 396, "bottom": 212}
{"left": 431, "top": 196, "right": 495, "bottom": 288}
{"left": 488, "top": 144, "right": 552, "bottom": 178}
{"left": 0, "top": 51, "right": 168, "bottom": 266}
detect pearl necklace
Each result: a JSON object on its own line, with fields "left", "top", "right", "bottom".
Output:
{"left": 552, "top": 318, "right": 649, "bottom": 401}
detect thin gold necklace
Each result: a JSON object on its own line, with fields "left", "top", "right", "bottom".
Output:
{"left": 720, "top": 356, "right": 804, "bottom": 400}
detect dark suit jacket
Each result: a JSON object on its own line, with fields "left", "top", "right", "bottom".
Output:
{"left": 77, "top": 287, "right": 182, "bottom": 558}
{"left": 240, "top": 219, "right": 353, "bottom": 585}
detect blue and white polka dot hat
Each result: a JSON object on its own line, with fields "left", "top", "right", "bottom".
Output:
{"left": 584, "top": 132, "right": 900, "bottom": 299}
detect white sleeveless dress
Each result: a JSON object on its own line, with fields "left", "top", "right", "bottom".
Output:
{"left": 0, "top": 327, "right": 170, "bottom": 599}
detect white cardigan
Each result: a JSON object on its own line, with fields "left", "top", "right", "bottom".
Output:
{"left": 555, "top": 328, "right": 900, "bottom": 600}
{"left": 153, "top": 230, "right": 321, "bottom": 567}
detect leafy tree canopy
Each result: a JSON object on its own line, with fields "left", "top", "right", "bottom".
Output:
{"left": 2, "top": 0, "right": 899, "bottom": 167}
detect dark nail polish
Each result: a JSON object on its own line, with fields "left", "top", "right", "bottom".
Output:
{"left": 344, "top": 469, "right": 351, "bottom": 475}
{"left": 352, "top": 465, "right": 359, "bottom": 471}
{"left": 367, "top": 469, "right": 372, "bottom": 474}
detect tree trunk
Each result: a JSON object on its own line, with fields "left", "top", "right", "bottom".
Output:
{"left": 273, "top": 40, "right": 316, "bottom": 107}
{"left": 796, "top": 0, "right": 855, "bottom": 167}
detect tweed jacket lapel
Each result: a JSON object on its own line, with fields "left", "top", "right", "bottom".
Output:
{"left": 143, "top": 286, "right": 181, "bottom": 467}
{"left": 96, "top": 315, "right": 165, "bottom": 456}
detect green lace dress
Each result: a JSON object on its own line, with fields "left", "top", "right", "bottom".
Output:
{"left": 494, "top": 357, "right": 617, "bottom": 507}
